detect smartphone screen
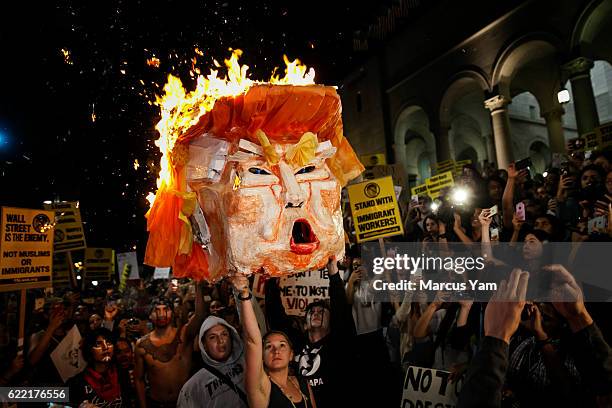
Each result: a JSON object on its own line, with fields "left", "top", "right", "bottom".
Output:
{"left": 490, "top": 227, "right": 499, "bottom": 240}
{"left": 489, "top": 205, "right": 498, "bottom": 216}
{"left": 516, "top": 202, "right": 526, "bottom": 221}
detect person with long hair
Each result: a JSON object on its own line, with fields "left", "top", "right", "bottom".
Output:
{"left": 69, "top": 328, "right": 125, "bottom": 407}
{"left": 231, "top": 274, "right": 317, "bottom": 408}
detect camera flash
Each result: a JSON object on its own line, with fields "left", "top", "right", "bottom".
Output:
{"left": 452, "top": 188, "right": 468, "bottom": 205}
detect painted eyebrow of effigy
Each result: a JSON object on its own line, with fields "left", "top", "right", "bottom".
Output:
{"left": 228, "top": 138, "right": 337, "bottom": 162}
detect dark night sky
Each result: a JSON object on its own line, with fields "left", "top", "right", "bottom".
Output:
{"left": 0, "top": 0, "right": 383, "bottom": 259}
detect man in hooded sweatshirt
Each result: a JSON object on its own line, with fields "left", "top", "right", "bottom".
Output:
{"left": 177, "top": 315, "right": 247, "bottom": 408}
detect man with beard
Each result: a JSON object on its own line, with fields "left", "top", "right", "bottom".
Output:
{"left": 134, "top": 282, "right": 205, "bottom": 408}
{"left": 266, "top": 256, "right": 356, "bottom": 407}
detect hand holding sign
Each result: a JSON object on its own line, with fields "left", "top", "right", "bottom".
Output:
{"left": 485, "top": 268, "right": 529, "bottom": 344}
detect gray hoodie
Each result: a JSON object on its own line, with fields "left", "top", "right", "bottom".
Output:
{"left": 177, "top": 316, "right": 247, "bottom": 408}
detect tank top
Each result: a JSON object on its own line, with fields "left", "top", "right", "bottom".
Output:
{"left": 268, "top": 376, "right": 310, "bottom": 408}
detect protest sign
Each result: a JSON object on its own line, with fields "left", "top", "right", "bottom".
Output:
{"left": 252, "top": 274, "right": 267, "bottom": 298}
{"left": 50, "top": 325, "right": 87, "bottom": 383}
{"left": 363, "top": 164, "right": 406, "bottom": 188}
{"left": 410, "top": 172, "right": 455, "bottom": 199}
{"left": 1, "top": 207, "right": 54, "bottom": 291}
{"left": 425, "top": 171, "right": 454, "bottom": 199}
{"left": 83, "top": 248, "right": 115, "bottom": 283}
{"left": 401, "top": 366, "right": 463, "bottom": 408}
{"left": 411, "top": 183, "right": 428, "bottom": 197}
{"left": 153, "top": 267, "right": 171, "bottom": 280}
{"left": 279, "top": 269, "right": 330, "bottom": 316}
{"left": 432, "top": 159, "right": 454, "bottom": 175}
{"left": 117, "top": 251, "right": 139, "bottom": 280}
{"left": 52, "top": 251, "right": 73, "bottom": 288}
{"left": 43, "top": 201, "right": 86, "bottom": 252}
{"left": 347, "top": 176, "right": 404, "bottom": 243}
{"left": 360, "top": 153, "right": 387, "bottom": 167}
{"left": 454, "top": 159, "right": 472, "bottom": 177}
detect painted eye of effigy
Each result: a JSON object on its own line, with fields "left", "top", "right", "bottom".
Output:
{"left": 295, "top": 165, "right": 316, "bottom": 175}
{"left": 249, "top": 167, "right": 271, "bottom": 175}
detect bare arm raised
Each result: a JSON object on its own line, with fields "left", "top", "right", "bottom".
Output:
{"left": 231, "top": 274, "right": 271, "bottom": 408}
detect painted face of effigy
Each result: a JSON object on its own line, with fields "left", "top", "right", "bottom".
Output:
{"left": 188, "top": 135, "right": 344, "bottom": 279}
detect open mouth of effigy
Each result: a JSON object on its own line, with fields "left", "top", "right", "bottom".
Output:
{"left": 290, "top": 219, "right": 320, "bottom": 254}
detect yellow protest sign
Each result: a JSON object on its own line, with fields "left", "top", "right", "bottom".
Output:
{"left": 411, "top": 183, "right": 428, "bottom": 197}
{"left": 432, "top": 160, "right": 454, "bottom": 175}
{"left": 360, "top": 153, "right": 387, "bottom": 167}
{"left": 43, "top": 201, "right": 86, "bottom": 252}
{"left": 434, "top": 160, "right": 454, "bottom": 169}
{"left": 1, "top": 207, "right": 54, "bottom": 292}
{"left": 52, "top": 252, "right": 73, "bottom": 288}
{"left": 347, "top": 176, "right": 404, "bottom": 242}
{"left": 426, "top": 171, "right": 455, "bottom": 199}
{"left": 84, "top": 248, "right": 115, "bottom": 283}
{"left": 363, "top": 164, "right": 406, "bottom": 188}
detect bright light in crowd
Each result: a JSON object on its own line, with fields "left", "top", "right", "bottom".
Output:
{"left": 76, "top": 275, "right": 82, "bottom": 280}
{"left": 92, "top": 280, "right": 98, "bottom": 286}
{"left": 452, "top": 187, "right": 469, "bottom": 205}
{"left": 558, "top": 89, "right": 570, "bottom": 104}
{"left": 43, "top": 200, "right": 52, "bottom": 205}
{"left": 430, "top": 202, "right": 440, "bottom": 212}
{"left": 543, "top": 171, "right": 548, "bottom": 178}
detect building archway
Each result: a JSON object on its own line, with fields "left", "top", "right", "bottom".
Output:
{"left": 394, "top": 105, "right": 435, "bottom": 184}
{"left": 439, "top": 70, "right": 493, "bottom": 165}
{"left": 572, "top": 0, "right": 612, "bottom": 65}
{"left": 450, "top": 114, "right": 488, "bottom": 168}
{"left": 494, "top": 35, "right": 569, "bottom": 156}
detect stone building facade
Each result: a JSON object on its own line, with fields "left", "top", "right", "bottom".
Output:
{"left": 340, "top": 0, "right": 612, "bottom": 184}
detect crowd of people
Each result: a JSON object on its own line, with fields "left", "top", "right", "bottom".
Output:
{"left": 1, "top": 143, "right": 612, "bottom": 407}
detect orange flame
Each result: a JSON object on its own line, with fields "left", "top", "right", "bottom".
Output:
{"left": 147, "top": 49, "right": 316, "bottom": 205}
{"left": 147, "top": 57, "right": 161, "bottom": 68}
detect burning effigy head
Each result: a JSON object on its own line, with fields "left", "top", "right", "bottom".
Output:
{"left": 144, "top": 51, "right": 363, "bottom": 281}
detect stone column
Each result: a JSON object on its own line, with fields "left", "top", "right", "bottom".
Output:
{"left": 563, "top": 57, "right": 600, "bottom": 135}
{"left": 434, "top": 122, "right": 452, "bottom": 162}
{"left": 484, "top": 95, "right": 514, "bottom": 170}
{"left": 483, "top": 133, "right": 496, "bottom": 166}
{"left": 541, "top": 107, "right": 566, "bottom": 154}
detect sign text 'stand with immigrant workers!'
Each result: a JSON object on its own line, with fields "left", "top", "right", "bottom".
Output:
{"left": 0, "top": 207, "right": 54, "bottom": 291}
{"left": 347, "top": 176, "right": 404, "bottom": 243}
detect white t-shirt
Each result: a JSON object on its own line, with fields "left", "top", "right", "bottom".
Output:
{"left": 351, "top": 281, "right": 382, "bottom": 335}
